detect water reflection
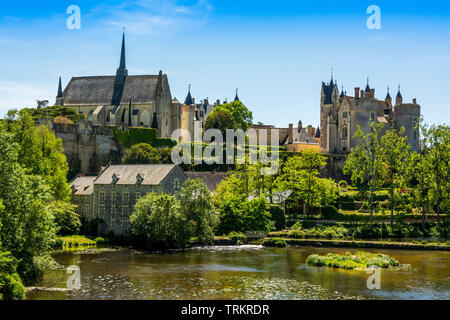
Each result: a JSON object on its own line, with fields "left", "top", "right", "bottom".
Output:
{"left": 26, "top": 246, "right": 450, "bottom": 300}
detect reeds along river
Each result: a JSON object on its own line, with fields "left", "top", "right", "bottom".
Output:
{"left": 26, "top": 246, "right": 450, "bottom": 300}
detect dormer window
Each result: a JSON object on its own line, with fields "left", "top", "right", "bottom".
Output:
{"left": 112, "top": 173, "right": 121, "bottom": 185}
{"left": 136, "top": 173, "right": 146, "bottom": 185}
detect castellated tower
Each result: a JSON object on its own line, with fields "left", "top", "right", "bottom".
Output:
{"left": 320, "top": 78, "right": 420, "bottom": 154}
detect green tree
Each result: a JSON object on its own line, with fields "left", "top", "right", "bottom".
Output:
{"left": 0, "top": 250, "right": 25, "bottom": 300}
{"left": 177, "top": 179, "right": 219, "bottom": 244}
{"left": 0, "top": 130, "right": 57, "bottom": 285}
{"left": 204, "top": 108, "right": 236, "bottom": 134}
{"left": 422, "top": 124, "right": 450, "bottom": 223}
{"left": 48, "top": 201, "right": 81, "bottom": 235}
{"left": 130, "top": 193, "right": 190, "bottom": 249}
{"left": 380, "top": 127, "right": 411, "bottom": 225}
{"left": 276, "top": 151, "right": 335, "bottom": 214}
{"left": 344, "top": 123, "right": 385, "bottom": 222}
{"left": 122, "top": 143, "right": 172, "bottom": 164}
{"left": 4, "top": 110, "right": 70, "bottom": 201}
{"left": 212, "top": 100, "right": 253, "bottom": 131}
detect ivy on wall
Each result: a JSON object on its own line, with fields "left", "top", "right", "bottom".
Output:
{"left": 111, "top": 127, "right": 177, "bottom": 149}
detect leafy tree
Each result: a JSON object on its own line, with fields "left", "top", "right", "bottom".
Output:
{"left": 22, "top": 105, "right": 84, "bottom": 123}
{"left": 122, "top": 143, "right": 172, "bottom": 164}
{"left": 4, "top": 110, "right": 70, "bottom": 201}
{"left": 0, "top": 130, "right": 57, "bottom": 285}
{"left": 212, "top": 101, "right": 253, "bottom": 131}
{"left": 130, "top": 193, "right": 190, "bottom": 249}
{"left": 48, "top": 201, "right": 81, "bottom": 235}
{"left": 344, "top": 123, "right": 385, "bottom": 222}
{"left": 380, "top": 127, "right": 411, "bottom": 225}
{"left": 176, "top": 179, "right": 219, "bottom": 244}
{"left": 276, "top": 151, "right": 335, "bottom": 214}
{"left": 421, "top": 124, "right": 450, "bottom": 223}
{"left": 204, "top": 108, "right": 236, "bottom": 134}
{"left": 0, "top": 250, "right": 25, "bottom": 300}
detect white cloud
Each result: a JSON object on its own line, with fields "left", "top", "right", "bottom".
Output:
{"left": 0, "top": 80, "right": 53, "bottom": 116}
{"left": 91, "top": 0, "right": 213, "bottom": 35}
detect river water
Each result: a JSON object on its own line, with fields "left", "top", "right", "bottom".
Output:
{"left": 26, "top": 246, "right": 450, "bottom": 300}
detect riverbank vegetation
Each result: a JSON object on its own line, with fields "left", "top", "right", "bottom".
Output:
{"left": 306, "top": 251, "right": 399, "bottom": 269}
{"left": 0, "top": 110, "right": 81, "bottom": 300}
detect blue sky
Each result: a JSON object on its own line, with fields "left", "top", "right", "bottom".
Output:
{"left": 0, "top": 0, "right": 449, "bottom": 127}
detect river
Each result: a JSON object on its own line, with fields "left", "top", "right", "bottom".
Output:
{"left": 26, "top": 246, "right": 450, "bottom": 300}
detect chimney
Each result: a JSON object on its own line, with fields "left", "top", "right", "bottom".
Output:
{"left": 360, "top": 89, "right": 364, "bottom": 99}
{"left": 370, "top": 88, "right": 375, "bottom": 98}
{"left": 288, "top": 123, "right": 294, "bottom": 144}
{"left": 355, "top": 87, "right": 360, "bottom": 99}
{"left": 307, "top": 125, "right": 314, "bottom": 137}
{"left": 216, "top": 99, "right": 220, "bottom": 105}
{"left": 413, "top": 98, "right": 417, "bottom": 104}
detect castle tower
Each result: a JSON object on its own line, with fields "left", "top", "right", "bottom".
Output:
{"left": 395, "top": 85, "right": 403, "bottom": 106}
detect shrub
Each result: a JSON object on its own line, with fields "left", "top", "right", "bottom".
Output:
{"left": 228, "top": 232, "right": 246, "bottom": 245}
{"left": 338, "top": 180, "right": 348, "bottom": 189}
{"left": 95, "top": 237, "right": 107, "bottom": 245}
{"left": 307, "top": 251, "right": 399, "bottom": 270}
{"left": 262, "top": 237, "right": 286, "bottom": 248}
{"left": 321, "top": 206, "right": 340, "bottom": 220}
{"left": 269, "top": 205, "right": 286, "bottom": 231}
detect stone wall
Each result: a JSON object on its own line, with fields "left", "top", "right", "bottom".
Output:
{"left": 53, "top": 121, "right": 122, "bottom": 175}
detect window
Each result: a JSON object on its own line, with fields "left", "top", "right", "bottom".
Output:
{"left": 342, "top": 127, "right": 348, "bottom": 140}
{"left": 100, "top": 192, "right": 105, "bottom": 202}
{"left": 414, "top": 131, "right": 418, "bottom": 140}
{"left": 122, "top": 205, "right": 128, "bottom": 216}
{"left": 370, "top": 113, "right": 375, "bottom": 121}
{"left": 343, "top": 111, "right": 348, "bottom": 119}
{"left": 111, "top": 204, "right": 116, "bottom": 214}
{"left": 173, "top": 178, "right": 181, "bottom": 191}
{"left": 135, "top": 192, "right": 141, "bottom": 200}
{"left": 123, "top": 192, "right": 129, "bottom": 203}
{"left": 111, "top": 191, "right": 117, "bottom": 203}
{"left": 100, "top": 204, "right": 106, "bottom": 215}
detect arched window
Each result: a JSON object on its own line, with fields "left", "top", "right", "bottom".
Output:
{"left": 342, "top": 127, "right": 348, "bottom": 140}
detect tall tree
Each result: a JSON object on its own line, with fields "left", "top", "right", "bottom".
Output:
{"left": 380, "top": 127, "right": 411, "bottom": 225}
{"left": 344, "top": 123, "right": 385, "bottom": 223}
{"left": 422, "top": 124, "right": 450, "bottom": 224}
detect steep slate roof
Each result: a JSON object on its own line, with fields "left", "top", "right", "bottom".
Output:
{"left": 291, "top": 127, "right": 319, "bottom": 145}
{"left": 62, "top": 75, "right": 164, "bottom": 106}
{"left": 94, "top": 164, "right": 177, "bottom": 185}
{"left": 184, "top": 171, "right": 227, "bottom": 192}
{"left": 70, "top": 176, "right": 96, "bottom": 195}
{"left": 322, "top": 81, "right": 335, "bottom": 105}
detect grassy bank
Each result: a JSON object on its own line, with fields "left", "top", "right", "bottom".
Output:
{"left": 281, "top": 238, "right": 450, "bottom": 251}
{"left": 55, "top": 235, "right": 97, "bottom": 248}
{"left": 306, "top": 251, "right": 399, "bottom": 269}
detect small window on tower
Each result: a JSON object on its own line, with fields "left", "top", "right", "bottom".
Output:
{"left": 343, "top": 112, "right": 348, "bottom": 119}
{"left": 370, "top": 113, "right": 375, "bottom": 121}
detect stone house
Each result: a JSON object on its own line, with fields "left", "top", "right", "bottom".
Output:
{"left": 70, "top": 164, "right": 187, "bottom": 237}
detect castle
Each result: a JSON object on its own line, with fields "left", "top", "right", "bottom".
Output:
{"left": 320, "top": 75, "right": 421, "bottom": 154}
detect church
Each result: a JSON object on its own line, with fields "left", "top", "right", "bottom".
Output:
{"left": 55, "top": 33, "right": 181, "bottom": 138}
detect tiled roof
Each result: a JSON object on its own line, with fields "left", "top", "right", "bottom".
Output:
{"left": 94, "top": 164, "right": 177, "bottom": 185}
{"left": 70, "top": 176, "right": 96, "bottom": 195}
{"left": 184, "top": 171, "right": 227, "bottom": 192}
{"left": 62, "top": 75, "right": 165, "bottom": 106}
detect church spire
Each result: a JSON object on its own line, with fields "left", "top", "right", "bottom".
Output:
{"left": 119, "top": 30, "right": 127, "bottom": 70}
{"left": 234, "top": 88, "right": 240, "bottom": 102}
{"left": 184, "top": 84, "right": 193, "bottom": 105}
{"left": 57, "top": 76, "right": 63, "bottom": 98}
